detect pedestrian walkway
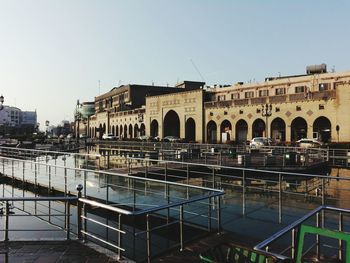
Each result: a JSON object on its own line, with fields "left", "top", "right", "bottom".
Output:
{"left": 0, "top": 240, "right": 119, "bottom": 263}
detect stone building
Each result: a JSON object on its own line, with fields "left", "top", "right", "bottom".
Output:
{"left": 80, "top": 65, "right": 350, "bottom": 144}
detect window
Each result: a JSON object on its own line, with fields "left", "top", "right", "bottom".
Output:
{"left": 218, "top": 95, "right": 226, "bottom": 101}
{"left": 258, "top": 90, "right": 269, "bottom": 97}
{"left": 319, "top": 104, "right": 325, "bottom": 110}
{"left": 319, "top": 83, "right": 330, "bottom": 91}
{"left": 296, "top": 106, "right": 301, "bottom": 111}
{"left": 275, "top": 107, "right": 280, "bottom": 112}
{"left": 244, "top": 91, "right": 254, "bottom": 98}
{"left": 239, "top": 110, "right": 243, "bottom": 114}
{"left": 210, "top": 112, "right": 213, "bottom": 116}
{"left": 256, "top": 109, "right": 261, "bottom": 113}
{"left": 231, "top": 93, "right": 240, "bottom": 100}
{"left": 295, "top": 86, "right": 306, "bottom": 93}
{"left": 275, "top": 87, "right": 286, "bottom": 95}
{"left": 224, "top": 111, "right": 228, "bottom": 115}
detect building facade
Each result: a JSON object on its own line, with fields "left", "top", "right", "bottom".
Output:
{"left": 79, "top": 66, "right": 350, "bottom": 143}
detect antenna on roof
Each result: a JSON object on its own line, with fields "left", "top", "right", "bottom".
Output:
{"left": 190, "top": 59, "right": 205, "bottom": 82}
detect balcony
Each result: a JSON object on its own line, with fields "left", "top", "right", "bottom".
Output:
{"left": 203, "top": 89, "right": 337, "bottom": 109}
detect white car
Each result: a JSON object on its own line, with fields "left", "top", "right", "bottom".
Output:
{"left": 296, "top": 139, "right": 322, "bottom": 148}
{"left": 249, "top": 137, "right": 271, "bottom": 149}
{"left": 102, "top": 133, "right": 117, "bottom": 140}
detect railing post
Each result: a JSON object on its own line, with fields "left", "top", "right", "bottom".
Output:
{"left": 77, "top": 185, "right": 83, "bottom": 239}
{"left": 83, "top": 202, "right": 87, "bottom": 243}
{"left": 118, "top": 213, "right": 122, "bottom": 260}
{"left": 217, "top": 196, "right": 221, "bottom": 235}
{"left": 316, "top": 212, "right": 320, "bottom": 260}
{"left": 4, "top": 201, "right": 9, "bottom": 242}
{"left": 339, "top": 212, "right": 344, "bottom": 261}
{"left": 278, "top": 173, "right": 282, "bottom": 224}
{"left": 212, "top": 167, "right": 215, "bottom": 188}
{"left": 180, "top": 205, "right": 184, "bottom": 251}
{"left": 146, "top": 214, "right": 151, "bottom": 263}
{"left": 66, "top": 201, "right": 71, "bottom": 240}
{"left": 242, "top": 169, "right": 246, "bottom": 216}
{"left": 291, "top": 228, "right": 297, "bottom": 259}
{"left": 208, "top": 197, "right": 212, "bottom": 231}
{"left": 321, "top": 177, "right": 325, "bottom": 227}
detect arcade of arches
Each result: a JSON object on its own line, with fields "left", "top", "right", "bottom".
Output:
{"left": 206, "top": 116, "right": 332, "bottom": 143}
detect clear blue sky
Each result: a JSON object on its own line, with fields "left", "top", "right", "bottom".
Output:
{"left": 0, "top": 0, "right": 349, "bottom": 127}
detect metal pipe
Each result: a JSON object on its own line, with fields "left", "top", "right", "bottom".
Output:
{"left": 66, "top": 201, "right": 70, "bottom": 240}
{"left": 118, "top": 214, "right": 122, "bottom": 260}
{"left": 4, "top": 201, "right": 9, "bottom": 242}
{"left": 279, "top": 173, "right": 282, "bottom": 224}
{"left": 180, "top": 205, "right": 184, "bottom": 251}
{"left": 146, "top": 214, "right": 151, "bottom": 263}
{"left": 339, "top": 212, "right": 344, "bottom": 261}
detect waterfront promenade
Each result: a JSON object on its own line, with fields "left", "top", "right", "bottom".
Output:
{"left": 0, "top": 144, "right": 349, "bottom": 262}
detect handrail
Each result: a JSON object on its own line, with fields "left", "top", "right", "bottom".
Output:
{"left": 79, "top": 191, "right": 224, "bottom": 216}
{"left": 254, "top": 205, "right": 350, "bottom": 259}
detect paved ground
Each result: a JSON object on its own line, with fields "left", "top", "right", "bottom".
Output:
{"left": 0, "top": 240, "right": 119, "bottom": 263}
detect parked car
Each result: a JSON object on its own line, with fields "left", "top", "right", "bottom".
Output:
{"left": 162, "top": 136, "right": 181, "bottom": 142}
{"left": 138, "top": 135, "right": 154, "bottom": 141}
{"left": 296, "top": 138, "right": 322, "bottom": 148}
{"left": 102, "top": 133, "right": 117, "bottom": 140}
{"left": 249, "top": 137, "right": 271, "bottom": 149}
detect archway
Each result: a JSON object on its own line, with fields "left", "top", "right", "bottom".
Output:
{"left": 185, "top": 118, "right": 196, "bottom": 142}
{"left": 291, "top": 117, "right": 307, "bottom": 141}
{"left": 150, "top": 120, "right": 159, "bottom": 138}
{"left": 163, "top": 110, "right": 180, "bottom": 137}
{"left": 235, "top": 119, "right": 248, "bottom": 143}
{"left": 207, "top": 121, "right": 217, "bottom": 143}
{"left": 111, "top": 126, "right": 115, "bottom": 135}
{"left": 252, "top": 119, "right": 266, "bottom": 138}
{"left": 124, "top": 125, "right": 127, "bottom": 139}
{"left": 313, "top": 116, "right": 331, "bottom": 143}
{"left": 128, "top": 124, "right": 133, "bottom": 138}
{"left": 134, "top": 124, "right": 139, "bottom": 138}
{"left": 140, "top": 123, "right": 146, "bottom": 136}
{"left": 99, "top": 124, "right": 103, "bottom": 139}
{"left": 115, "top": 125, "right": 119, "bottom": 137}
{"left": 220, "top": 120, "right": 232, "bottom": 143}
{"left": 270, "top": 118, "right": 286, "bottom": 142}
{"left": 119, "top": 125, "right": 123, "bottom": 138}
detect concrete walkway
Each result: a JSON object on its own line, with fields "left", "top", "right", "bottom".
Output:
{"left": 0, "top": 240, "right": 119, "bottom": 263}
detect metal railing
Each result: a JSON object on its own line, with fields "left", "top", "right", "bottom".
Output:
{"left": 254, "top": 206, "right": 350, "bottom": 262}
{"left": 0, "top": 196, "right": 77, "bottom": 242}
{"left": 0, "top": 149, "right": 224, "bottom": 262}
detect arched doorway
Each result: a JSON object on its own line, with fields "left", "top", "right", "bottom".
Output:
{"left": 150, "top": 120, "right": 159, "bottom": 138}
{"left": 207, "top": 121, "right": 217, "bottom": 143}
{"left": 99, "top": 124, "right": 103, "bottom": 139}
{"left": 220, "top": 120, "right": 232, "bottom": 143}
{"left": 111, "top": 126, "right": 115, "bottom": 135}
{"left": 128, "top": 124, "right": 133, "bottom": 138}
{"left": 185, "top": 118, "right": 196, "bottom": 142}
{"left": 270, "top": 118, "right": 286, "bottom": 142}
{"left": 236, "top": 119, "right": 248, "bottom": 143}
{"left": 124, "top": 125, "right": 127, "bottom": 139}
{"left": 291, "top": 117, "right": 307, "bottom": 141}
{"left": 140, "top": 123, "right": 145, "bottom": 136}
{"left": 252, "top": 119, "right": 266, "bottom": 138}
{"left": 313, "top": 116, "right": 331, "bottom": 143}
{"left": 163, "top": 110, "right": 180, "bottom": 137}
{"left": 115, "top": 125, "right": 119, "bottom": 137}
{"left": 134, "top": 124, "right": 139, "bottom": 138}
{"left": 119, "top": 125, "right": 123, "bottom": 138}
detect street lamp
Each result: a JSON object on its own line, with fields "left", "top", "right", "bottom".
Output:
{"left": 0, "top": 95, "right": 4, "bottom": 110}
{"left": 261, "top": 103, "right": 272, "bottom": 138}
{"left": 75, "top": 100, "right": 82, "bottom": 144}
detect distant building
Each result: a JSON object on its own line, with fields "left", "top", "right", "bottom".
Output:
{"left": 0, "top": 106, "right": 37, "bottom": 135}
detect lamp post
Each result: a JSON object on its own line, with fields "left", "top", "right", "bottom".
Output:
{"left": 45, "top": 120, "right": 50, "bottom": 137}
{"left": 0, "top": 95, "right": 4, "bottom": 110}
{"left": 75, "top": 100, "right": 82, "bottom": 145}
{"left": 261, "top": 103, "right": 272, "bottom": 138}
